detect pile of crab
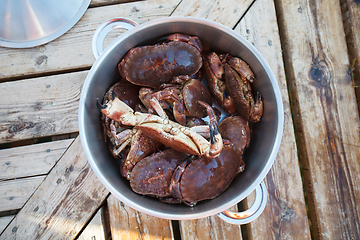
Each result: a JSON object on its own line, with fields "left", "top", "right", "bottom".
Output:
{"left": 98, "top": 33, "right": 263, "bottom": 207}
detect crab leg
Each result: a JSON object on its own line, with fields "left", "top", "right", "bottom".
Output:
{"left": 113, "top": 138, "right": 132, "bottom": 156}
{"left": 250, "top": 92, "right": 263, "bottom": 122}
{"left": 180, "top": 101, "right": 222, "bottom": 159}
{"left": 150, "top": 90, "right": 187, "bottom": 126}
{"left": 189, "top": 125, "right": 210, "bottom": 138}
{"left": 110, "top": 126, "right": 133, "bottom": 146}
{"left": 149, "top": 98, "right": 169, "bottom": 120}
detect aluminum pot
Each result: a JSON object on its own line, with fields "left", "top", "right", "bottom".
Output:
{"left": 79, "top": 17, "right": 284, "bottom": 225}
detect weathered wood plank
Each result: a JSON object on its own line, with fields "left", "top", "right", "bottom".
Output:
{"left": 77, "top": 207, "right": 106, "bottom": 240}
{"left": 0, "top": 215, "right": 14, "bottom": 234}
{"left": 0, "top": 137, "right": 110, "bottom": 239}
{"left": 0, "top": 0, "right": 181, "bottom": 81}
{"left": 234, "top": 0, "right": 311, "bottom": 238}
{"left": 0, "top": 139, "right": 74, "bottom": 180}
{"left": 0, "top": 71, "right": 85, "bottom": 144}
{"left": 179, "top": 206, "right": 242, "bottom": 240}
{"left": 107, "top": 194, "right": 174, "bottom": 240}
{"left": 340, "top": 0, "right": 360, "bottom": 113}
{"left": 0, "top": 176, "right": 45, "bottom": 212}
{"left": 274, "top": 0, "right": 360, "bottom": 238}
{"left": 171, "top": 0, "right": 254, "bottom": 28}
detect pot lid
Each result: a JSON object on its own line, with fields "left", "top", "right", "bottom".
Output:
{"left": 0, "top": 0, "right": 91, "bottom": 48}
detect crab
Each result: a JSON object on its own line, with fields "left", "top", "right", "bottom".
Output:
{"left": 129, "top": 149, "right": 189, "bottom": 197}
{"left": 169, "top": 143, "right": 244, "bottom": 206}
{"left": 118, "top": 33, "right": 203, "bottom": 89}
{"left": 203, "top": 52, "right": 263, "bottom": 122}
{"left": 218, "top": 115, "right": 251, "bottom": 155}
{"left": 97, "top": 93, "right": 223, "bottom": 159}
{"left": 139, "top": 76, "right": 212, "bottom": 125}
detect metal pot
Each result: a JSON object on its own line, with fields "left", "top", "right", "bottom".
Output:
{"left": 78, "top": 17, "right": 284, "bottom": 224}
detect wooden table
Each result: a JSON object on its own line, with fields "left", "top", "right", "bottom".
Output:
{"left": 1, "top": 0, "right": 359, "bottom": 239}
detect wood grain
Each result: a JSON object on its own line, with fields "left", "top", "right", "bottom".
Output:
{"left": 179, "top": 206, "right": 242, "bottom": 240}
{"left": 172, "top": 0, "right": 254, "bottom": 28}
{"left": 0, "top": 215, "right": 14, "bottom": 234}
{"left": 107, "top": 195, "right": 173, "bottom": 240}
{"left": 234, "top": 0, "right": 311, "bottom": 238}
{"left": 0, "top": 72, "right": 86, "bottom": 144}
{"left": 0, "top": 176, "right": 45, "bottom": 212}
{"left": 274, "top": 0, "right": 360, "bottom": 238}
{"left": 0, "top": 0, "right": 181, "bottom": 81}
{"left": 0, "top": 139, "right": 74, "bottom": 180}
{"left": 0, "top": 137, "right": 110, "bottom": 239}
{"left": 77, "top": 207, "right": 106, "bottom": 240}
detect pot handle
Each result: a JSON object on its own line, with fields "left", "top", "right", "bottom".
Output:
{"left": 92, "top": 18, "right": 138, "bottom": 59}
{"left": 217, "top": 181, "right": 267, "bottom": 225}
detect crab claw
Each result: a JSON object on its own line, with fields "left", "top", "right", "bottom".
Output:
{"left": 97, "top": 98, "right": 107, "bottom": 110}
{"left": 250, "top": 93, "right": 263, "bottom": 122}
{"left": 99, "top": 96, "right": 134, "bottom": 122}
{"left": 198, "top": 101, "right": 223, "bottom": 158}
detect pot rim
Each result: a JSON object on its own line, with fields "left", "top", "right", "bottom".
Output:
{"left": 79, "top": 16, "right": 284, "bottom": 220}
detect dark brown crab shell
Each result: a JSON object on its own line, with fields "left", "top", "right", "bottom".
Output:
{"left": 170, "top": 145, "right": 244, "bottom": 206}
{"left": 182, "top": 79, "right": 212, "bottom": 118}
{"left": 224, "top": 63, "right": 255, "bottom": 120}
{"left": 120, "top": 129, "right": 163, "bottom": 179}
{"left": 218, "top": 115, "right": 251, "bottom": 154}
{"left": 129, "top": 149, "right": 188, "bottom": 197}
{"left": 118, "top": 41, "right": 203, "bottom": 89}
{"left": 104, "top": 80, "right": 142, "bottom": 109}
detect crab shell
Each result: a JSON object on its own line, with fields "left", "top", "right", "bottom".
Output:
{"left": 119, "top": 129, "right": 163, "bottom": 179}
{"left": 181, "top": 79, "right": 212, "bottom": 118}
{"left": 224, "top": 57, "right": 263, "bottom": 122}
{"left": 218, "top": 115, "right": 251, "bottom": 154}
{"left": 129, "top": 149, "right": 188, "bottom": 197}
{"left": 224, "top": 63, "right": 254, "bottom": 120}
{"left": 118, "top": 41, "right": 203, "bottom": 89}
{"left": 104, "top": 80, "right": 141, "bottom": 109}
{"left": 170, "top": 145, "right": 244, "bottom": 206}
